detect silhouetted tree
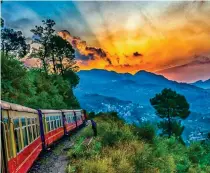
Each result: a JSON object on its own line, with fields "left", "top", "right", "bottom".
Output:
{"left": 1, "top": 18, "right": 4, "bottom": 27}
{"left": 50, "top": 35, "right": 78, "bottom": 73}
{"left": 158, "top": 120, "right": 185, "bottom": 143}
{"left": 30, "top": 19, "right": 55, "bottom": 74}
{"left": 1, "top": 27, "right": 28, "bottom": 57}
{"left": 50, "top": 35, "right": 79, "bottom": 87}
{"left": 150, "top": 88, "right": 190, "bottom": 138}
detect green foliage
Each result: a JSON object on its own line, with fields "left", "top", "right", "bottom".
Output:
{"left": 133, "top": 122, "right": 156, "bottom": 143}
{"left": 158, "top": 120, "right": 184, "bottom": 139}
{"left": 30, "top": 19, "right": 56, "bottom": 73}
{"left": 1, "top": 17, "right": 4, "bottom": 27}
{"left": 150, "top": 88, "right": 190, "bottom": 119}
{"left": 66, "top": 112, "right": 210, "bottom": 173}
{"left": 88, "top": 112, "right": 96, "bottom": 119}
{"left": 1, "top": 53, "right": 80, "bottom": 109}
{"left": 150, "top": 88, "right": 190, "bottom": 137}
{"left": 30, "top": 19, "right": 78, "bottom": 81}
{"left": 63, "top": 70, "right": 79, "bottom": 88}
{"left": 1, "top": 27, "right": 28, "bottom": 57}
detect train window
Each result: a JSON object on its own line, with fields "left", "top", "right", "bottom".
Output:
{"left": 2, "top": 116, "right": 14, "bottom": 159}
{"left": 35, "top": 118, "right": 40, "bottom": 137}
{"left": 13, "top": 119, "right": 23, "bottom": 153}
{"left": 57, "top": 116, "right": 60, "bottom": 128}
{"left": 51, "top": 120, "right": 54, "bottom": 130}
{"left": 45, "top": 115, "right": 49, "bottom": 132}
{"left": 14, "top": 129, "right": 20, "bottom": 153}
{"left": 13, "top": 118, "right": 19, "bottom": 128}
{"left": 21, "top": 118, "right": 29, "bottom": 147}
{"left": 32, "top": 118, "right": 37, "bottom": 139}
{"left": 50, "top": 116, "right": 55, "bottom": 130}
{"left": 69, "top": 115, "right": 71, "bottom": 123}
{"left": 72, "top": 113, "right": 75, "bottom": 122}
{"left": 13, "top": 118, "right": 23, "bottom": 153}
{"left": 55, "top": 116, "right": 57, "bottom": 127}
{"left": 47, "top": 121, "right": 50, "bottom": 132}
{"left": 45, "top": 114, "right": 62, "bottom": 132}
{"left": 27, "top": 118, "right": 34, "bottom": 143}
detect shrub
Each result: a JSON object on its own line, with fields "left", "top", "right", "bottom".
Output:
{"left": 133, "top": 122, "right": 156, "bottom": 142}
{"left": 66, "top": 112, "right": 210, "bottom": 173}
{"left": 188, "top": 142, "right": 206, "bottom": 164}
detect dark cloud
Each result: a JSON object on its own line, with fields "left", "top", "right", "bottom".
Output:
{"left": 59, "top": 30, "right": 112, "bottom": 65}
{"left": 191, "top": 55, "right": 210, "bottom": 65}
{"left": 133, "top": 52, "right": 143, "bottom": 57}
{"left": 86, "top": 47, "right": 107, "bottom": 58}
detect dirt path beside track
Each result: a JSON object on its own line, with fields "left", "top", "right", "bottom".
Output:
{"left": 29, "top": 131, "right": 81, "bottom": 173}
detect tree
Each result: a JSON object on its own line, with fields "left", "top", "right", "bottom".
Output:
{"left": 158, "top": 120, "right": 185, "bottom": 143}
{"left": 1, "top": 28, "right": 28, "bottom": 57}
{"left": 150, "top": 88, "right": 190, "bottom": 138}
{"left": 50, "top": 35, "right": 78, "bottom": 73}
{"left": 1, "top": 17, "right": 4, "bottom": 27}
{"left": 30, "top": 19, "right": 55, "bottom": 74}
{"left": 49, "top": 35, "right": 79, "bottom": 87}
{"left": 1, "top": 53, "right": 80, "bottom": 109}
{"left": 1, "top": 53, "right": 35, "bottom": 105}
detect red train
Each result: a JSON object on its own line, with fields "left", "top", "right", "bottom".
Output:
{"left": 1, "top": 101, "right": 86, "bottom": 173}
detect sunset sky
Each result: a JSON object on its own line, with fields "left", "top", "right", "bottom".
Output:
{"left": 2, "top": 1, "right": 210, "bottom": 82}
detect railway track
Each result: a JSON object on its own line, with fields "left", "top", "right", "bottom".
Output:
{"left": 29, "top": 130, "right": 82, "bottom": 173}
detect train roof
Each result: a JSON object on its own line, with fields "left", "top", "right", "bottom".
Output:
{"left": 39, "top": 109, "right": 62, "bottom": 114}
{"left": 61, "top": 109, "right": 83, "bottom": 113}
{"left": 1, "top": 100, "right": 37, "bottom": 113}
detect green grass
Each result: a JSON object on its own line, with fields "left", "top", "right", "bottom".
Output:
{"left": 66, "top": 112, "right": 210, "bottom": 173}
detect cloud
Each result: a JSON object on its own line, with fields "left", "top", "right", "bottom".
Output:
{"left": 156, "top": 55, "right": 210, "bottom": 82}
{"left": 2, "top": 2, "right": 42, "bottom": 37}
{"left": 58, "top": 30, "right": 112, "bottom": 65}
{"left": 133, "top": 52, "right": 143, "bottom": 57}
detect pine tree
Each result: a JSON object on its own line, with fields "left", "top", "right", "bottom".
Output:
{"left": 150, "top": 88, "right": 190, "bottom": 137}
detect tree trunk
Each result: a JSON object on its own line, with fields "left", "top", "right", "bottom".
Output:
{"left": 52, "top": 54, "right": 57, "bottom": 73}
{"left": 42, "top": 57, "right": 48, "bottom": 75}
{"left": 43, "top": 43, "right": 48, "bottom": 75}
{"left": 59, "top": 56, "right": 64, "bottom": 77}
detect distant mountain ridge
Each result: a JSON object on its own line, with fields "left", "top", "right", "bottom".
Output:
{"left": 191, "top": 79, "right": 210, "bottom": 89}
{"left": 76, "top": 69, "right": 210, "bottom": 112}
{"left": 74, "top": 69, "right": 210, "bottom": 140}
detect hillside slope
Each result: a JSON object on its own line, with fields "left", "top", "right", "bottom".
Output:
{"left": 66, "top": 113, "right": 210, "bottom": 173}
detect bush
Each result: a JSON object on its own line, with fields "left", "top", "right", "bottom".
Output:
{"left": 133, "top": 122, "right": 156, "bottom": 142}
{"left": 66, "top": 112, "right": 210, "bottom": 173}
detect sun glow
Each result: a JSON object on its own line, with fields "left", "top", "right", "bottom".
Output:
{"left": 61, "top": 1, "right": 210, "bottom": 81}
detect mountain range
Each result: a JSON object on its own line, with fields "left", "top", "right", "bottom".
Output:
{"left": 191, "top": 79, "right": 210, "bottom": 89}
{"left": 74, "top": 69, "right": 210, "bottom": 142}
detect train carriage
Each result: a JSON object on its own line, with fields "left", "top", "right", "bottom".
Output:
{"left": 74, "top": 110, "right": 84, "bottom": 127}
{"left": 1, "top": 101, "right": 42, "bottom": 173}
{"left": 62, "top": 109, "right": 84, "bottom": 134}
{"left": 62, "top": 110, "right": 77, "bottom": 134}
{"left": 39, "top": 110, "right": 64, "bottom": 147}
{"left": 1, "top": 100, "right": 87, "bottom": 173}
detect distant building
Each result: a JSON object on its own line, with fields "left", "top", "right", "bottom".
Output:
{"left": 189, "top": 129, "right": 209, "bottom": 142}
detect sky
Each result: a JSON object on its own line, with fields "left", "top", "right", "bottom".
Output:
{"left": 2, "top": 1, "right": 210, "bottom": 82}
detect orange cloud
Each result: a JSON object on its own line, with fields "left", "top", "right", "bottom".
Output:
{"left": 55, "top": 2, "right": 210, "bottom": 82}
